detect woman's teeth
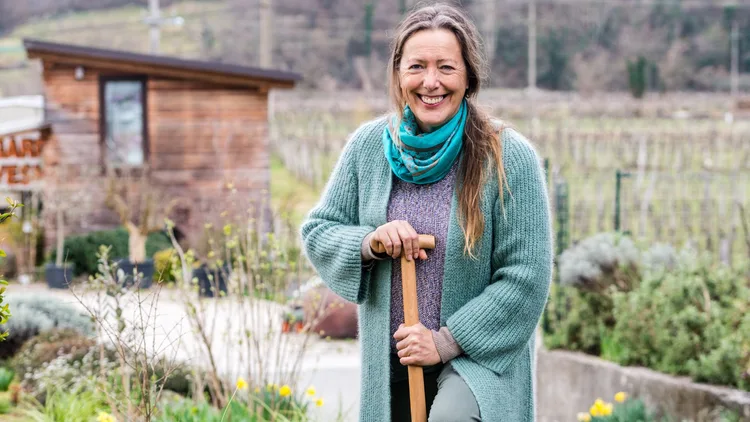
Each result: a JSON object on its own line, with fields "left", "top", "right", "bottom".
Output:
{"left": 420, "top": 95, "right": 445, "bottom": 105}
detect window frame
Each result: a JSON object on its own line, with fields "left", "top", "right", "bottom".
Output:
{"left": 98, "top": 75, "right": 149, "bottom": 171}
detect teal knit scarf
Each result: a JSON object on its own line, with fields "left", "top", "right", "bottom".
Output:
{"left": 382, "top": 99, "right": 466, "bottom": 185}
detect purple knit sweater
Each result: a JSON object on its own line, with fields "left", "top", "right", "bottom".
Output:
{"left": 387, "top": 162, "right": 456, "bottom": 348}
{"left": 362, "top": 161, "right": 463, "bottom": 362}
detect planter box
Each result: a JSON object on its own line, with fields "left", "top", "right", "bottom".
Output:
{"left": 536, "top": 347, "right": 750, "bottom": 421}
{"left": 193, "top": 265, "right": 228, "bottom": 298}
{"left": 45, "top": 263, "right": 75, "bottom": 289}
{"left": 116, "top": 259, "right": 155, "bottom": 289}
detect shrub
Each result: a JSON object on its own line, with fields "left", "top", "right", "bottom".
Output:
{"left": 48, "top": 227, "right": 172, "bottom": 276}
{"left": 19, "top": 385, "right": 110, "bottom": 422}
{"left": 0, "top": 396, "right": 9, "bottom": 415}
{"left": 0, "top": 198, "right": 22, "bottom": 342}
{"left": 155, "top": 398, "right": 223, "bottom": 421}
{"left": 155, "top": 384, "right": 317, "bottom": 422}
{"left": 11, "top": 328, "right": 96, "bottom": 382}
{"left": 0, "top": 294, "right": 94, "bottom": 360}
{"left": 610, "top": 251, "right": 750, "bottom": 390}
{"left": 543, "top": 284, "right": 610, "bottom": 356}
{"left": 547, "top": 233, "right": 750, "bottom": 390}
{"left": 153, "top": 248, "right": 176, "bottom": 283}
{"left": 0, "top": 367, "right": 13, "bottom": 392}
{"left": 627, "top": 56, "right": 647, "bottom": 99}
{"left": 558, "top": 232, "right": 640, "bottom": 293}
{"left": 548, "top": 233, "right": 642, "bottom": 355}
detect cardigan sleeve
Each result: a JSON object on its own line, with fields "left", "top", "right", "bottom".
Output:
{"left": 300, "top": 125, "right": 378, "bottom": 304}
{"left": 446, "top": 130, "right": 553, "bottom": 376}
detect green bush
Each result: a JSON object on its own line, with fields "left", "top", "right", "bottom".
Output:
{"left": 546, "top": 233, "right": 644, "bottom": 355}
{"left": 154, "top": 248, "right": 176, "bottom": 283}
{"left": 11, "top": 328, "right": 96, "bottom": 381}
{"left": 155, "top": 398, "right": 224, "bottom": 422}
{"left": 627, "top": 56, "right": 647, "bottom": 99}
{"left": 610, "top": 252, "right": 750, "bottom": 390}
{"left": 0, "top": 295, "right": 94, "bottom": 360}
{"left": 0, "top": 367, "right": 13, "bottom": 392}
{"left": 155, "top": 388, "right": 313, "bottom": 422}
{"left": 49, "top": 227, "right": 172, "bottom": 276}
{"left": 19, "top": 386, "right": 110, "bottom": 422}
{"left": 547, "top": 234, "right": 750, "bottom": 390}
{"left": 544, "top": 284, "right": 611, "bottom": 356}
{"left": 0, "top": 396, "right": 10, "bottom": 415}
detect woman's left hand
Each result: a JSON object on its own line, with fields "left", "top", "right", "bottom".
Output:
{"left": 394, "top": 323, "right": 441, "bottom": 366}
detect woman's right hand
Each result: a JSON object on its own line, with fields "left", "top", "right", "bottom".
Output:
{"left": 371, "top": 220, "right": 428, "bottom": 261}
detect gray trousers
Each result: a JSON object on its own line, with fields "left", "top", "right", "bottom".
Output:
{"left": 390, "top": 359, "right": 481, "bottom": 422}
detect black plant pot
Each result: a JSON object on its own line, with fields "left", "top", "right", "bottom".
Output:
{"left": 45, "top": 263, "right": 74, "bottom": 289}
{"left": 193, "top": 264, "right": 229, "bottom": 298}
{"left": 116, "top": 259, "right": 155, "bottom": 289}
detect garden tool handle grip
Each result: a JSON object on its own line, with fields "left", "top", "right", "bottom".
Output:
{"left": 369, "top": 234, "right": 436, "bottom": 255}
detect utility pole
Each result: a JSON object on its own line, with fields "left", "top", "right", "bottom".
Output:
{"left": 527, "top": 0, "right": 538, "bottom": 138}
{"left": 143, "top": 0, "right": 184, "bottom": 55}
{"left": 364, "top": 2, "right": 374, "bottom": 58}
{"left": 260, "top": 0, "right": 273, "bottom": 68}
{"left": 527, "top": 0, "right": 537, "bottom": 93}
{"left": 731, "top": 18, "right": 739, "bottom": 98}
{"left": 148, "top": 0, "right": 161, "bottom": 54}
{"left": 484, "top": 0, "right": 496, "bottom": 64}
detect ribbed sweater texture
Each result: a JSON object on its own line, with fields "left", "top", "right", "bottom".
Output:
{"left": 301, "top": 116, "right": 553, "bottom": 422}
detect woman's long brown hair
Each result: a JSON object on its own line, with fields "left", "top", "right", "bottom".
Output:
{"left": 386, "top": 3, "right": 508, "bottom": 258}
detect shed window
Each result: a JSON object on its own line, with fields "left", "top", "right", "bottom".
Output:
{"left": 101, "top": 78, "right": 147, "bottom": 166}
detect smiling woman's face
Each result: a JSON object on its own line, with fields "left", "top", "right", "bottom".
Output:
{"left": 399, "top": 28, "right": 468, "bottom": 133}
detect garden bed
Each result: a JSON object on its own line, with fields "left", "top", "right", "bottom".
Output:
{"left": 536, "top": 347, "right": 750, "bottom": 421}
{"left": 541, "top": 232, "right": 750, "bottom": 421}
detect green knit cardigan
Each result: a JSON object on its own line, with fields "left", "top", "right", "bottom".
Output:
{"left": 300, "top": 116, "right": 553, "bottom": 421}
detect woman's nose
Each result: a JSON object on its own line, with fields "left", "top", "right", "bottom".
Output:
{"left": 422, "top": 68, "right": 440, "bottom": 90}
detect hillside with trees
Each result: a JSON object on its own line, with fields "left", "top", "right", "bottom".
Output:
{"left": 0, "top": 0, "right": 748, "bottom": 93}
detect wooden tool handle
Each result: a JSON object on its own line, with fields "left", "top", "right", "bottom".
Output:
{"left": 369, "top": 232, "right": 434, "bottom": 421}
{"left": 369, "top": 234, "right": 436, "bottom": 255}
{"left": 401, "top": 254, "right": 427, "bottom": 422}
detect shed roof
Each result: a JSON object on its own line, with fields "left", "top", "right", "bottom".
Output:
{"left": 24, "top": 38, "right": 301, "bottom": 90}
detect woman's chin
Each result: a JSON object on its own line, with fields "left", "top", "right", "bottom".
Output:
{"left": 414, "top": 114, "right": 449, "bottom": 131}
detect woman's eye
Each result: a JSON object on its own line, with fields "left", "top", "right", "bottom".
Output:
{"left": 441, "top": 65, "right": 454, "bottom": 71}
{"left": 409, "top": 64, "right": 423, "bottom": 70}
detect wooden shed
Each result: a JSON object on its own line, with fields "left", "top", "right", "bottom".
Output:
{"left": 23, "top": 38, "right": 301, "bottom": 256}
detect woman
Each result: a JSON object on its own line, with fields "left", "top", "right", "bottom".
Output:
{"left": 301, "top": 4, "right": 552, "bottom": 421}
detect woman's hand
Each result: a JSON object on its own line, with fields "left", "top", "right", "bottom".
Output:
{"left": 394, "top": 323, "right": 441, "bottom": 366}
{"left": 372, "top": 220, "right": 429, "bottom": 261}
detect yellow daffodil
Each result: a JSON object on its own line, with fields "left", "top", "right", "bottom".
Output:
{"left": 279, "top": 385, "right": 292, "bottom": 397}
{"left": 306, "top": 386, "right": 316, "bottom": 397}
{"left": 589, "top": 398, "right": 613, "bottom": 417}
{"left": 254, "top": 387, "right": 261, "bottom": 394}
{"left": 236, "top": 377, "right": 248, "bottom": 391}
{"left": 577, "top": 412, "right": 591, "bottom": 422}
{"left": 316, "top": 398, "right": 324, "bottom": 407}
{"left": 191, "top": 407, "right": 199, "bottom": 415}
{"left": 97, "top": 412, "right": 116, "bottom": 422}
{"left": 614, "top": 391, "right": 627, "bottom": 403}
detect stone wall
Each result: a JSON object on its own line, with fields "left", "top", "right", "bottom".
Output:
{"left": 536, "top": 348, "right": 750, "bottom": 421}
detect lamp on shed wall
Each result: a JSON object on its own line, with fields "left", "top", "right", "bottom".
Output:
{"left": 74, "top": 66, "right": 85, "bottom": 81}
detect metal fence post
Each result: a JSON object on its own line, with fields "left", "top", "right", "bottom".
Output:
{"left": 554, "top": 178, "right": 569, "bottom": 257}
{"left": 615, "top": 169, "right": 622, "bottom": 232}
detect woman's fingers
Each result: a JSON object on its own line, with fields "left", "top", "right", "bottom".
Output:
{"left": 387, "top": 226, "right": 402, "bottom": 258}
{"left": 374, "top": 220, "right": 428, "bottom": 260}
{"left": 396, "top": 223, "right": 418, "bottom": 261}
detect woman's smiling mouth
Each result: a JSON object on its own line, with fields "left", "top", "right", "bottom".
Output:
{"left": 418, "top": 94, "right": 446, "bottom": 106}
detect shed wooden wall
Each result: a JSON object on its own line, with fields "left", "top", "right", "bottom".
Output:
{"left": 41, "top": 62, "right": 271, "bottom": 255}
